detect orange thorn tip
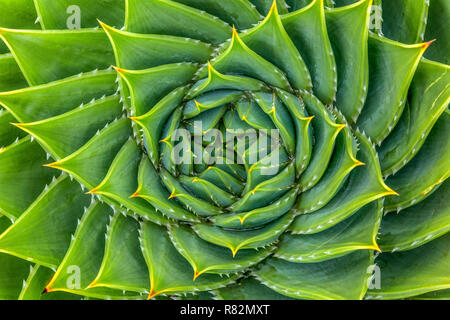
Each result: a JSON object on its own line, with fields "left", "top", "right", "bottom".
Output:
{"left": 422, "top": 39, "right": 436, "bottom": 49}
{"left": 385, "top": 186, "right": 399, "bottom": 196}
{"left": 147, "top": 290, "right": 160, "bottom": 300}
{"left": 10, "top": 122, "right": 23, "bottom": 128}
{"left": 86, "top": 187, "right": 99, "bottom": 195}
{"left": 129, "top": 191, "right": 140, "bottom": 198}
{"left": 168, "top": 192, "right": 177, "bottom": 200}
{"left": 354, "top": 160, "right": 366, "bottom": 167}
{"left": 193, "top": 271, "right": 201, "bottom": 281}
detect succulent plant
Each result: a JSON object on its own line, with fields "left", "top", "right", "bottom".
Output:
{"left": 0, "top": 0, "right": 449, "bottom": 301}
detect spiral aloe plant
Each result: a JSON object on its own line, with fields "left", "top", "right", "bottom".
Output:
{"left": 0, "top": 0, "right": 449, "bottom": 301}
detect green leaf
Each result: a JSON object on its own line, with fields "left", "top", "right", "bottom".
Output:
{"left": 14, "top": 95, "right": 123, "bottom": 159}
{"left": 276, "top": 200, "right": 381, "bottom": 262}
{"left": 298, "top": 92, "right": 346, "bottom": 191}
{"left": 379, "top": 59, "right": 450, "bottom": 176}
{"left": 240, "top": 2, "right": 312, "bottom": 91}
{"left": 290, "top": 130, "right": 397, "bottom": 234}
{"left": 356, "top": 34, "right": 428, "bottom": 143}
{"left": 366, "top": 234, "right": 450, "bottom": 300}
{"left": 90, "top": 213, "right": 149, "bottom": 293}
{"left": 172, "top": 0, "right": 261, "bottom": 30}
{"left": 101, "top": 23, "right": 213, "bottom": 70}
{"left": 45, "top": 117, "right": 131, "bottom": 189}
{"left": 213, "top": 278, "right": 294, "bottom": 300}
{"left": 282, "top": 0, "right": 337, "bottom": 103}
{"left": 0, "top": 253, "right": 31, "bottom": 300}
{"left": 89, "top": 139, "right": 169, "bottom": 226}
{"left": 0, "top": 109, "right": 26, "bottom": 148}
{"left": 125, "top": 0, "right": 232, "bottom": 44}
{"left": 0, "top": 28, "right": 115, "bottom": 85}
{"left": 0, "top": 175, "right": 90, "bottom": 267}
{"left": 384, "top": 111, "right": 449, "bottom": 213}
{"left": 253, "top": 250, "right": 373, "bottom": 300}
{"left": 0, "top": 137, "right": 56, "bottom": 219}
{"left": 134, "top": 157, "right": 200, "bottom": 223}
{"left": 168, "top": 224, "right": 274, "bottom": 278}
{"left": 0, "top": 70, "right": 117, "bottom": 123}
{"left": 0, "top": 53, "right": 27, "bottom": 91}
{"left": 34, "top": 0, "right": 125, "bottom": 29}
{"left": 46, "top": 201, "right": 144, "bottom": 300}
{"left": 207, "top": 28, "right": 291, "bottom": 90}
{"left": 193, "top": 211, "right": 294, "bottom": 256}
{"left": 140, "top": 222, "right": 240, "bottom": 299}
{"left": 379, "top": 180, "right": 450, "bottom": 252}
{"left": 325, "top": 0, "right": 371, "bottom": 122}
{"left": 381, "top": 0, "right": 429, "bottom": 44}
{"left": 117, "top": 63, "right": 196, "bottom": 116}
{"left": 424, "top": 0, "right": 450, "bottom": 65}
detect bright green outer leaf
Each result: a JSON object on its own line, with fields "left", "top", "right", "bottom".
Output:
{"left": 276, "top": 200, "right": 381, "bottom": 262}
{"left": 411, "top": 289, "right": 450, "bottom": 300}
{"left": 0, "top": 137, "right": 56, "bottom": 219}
{"left": 101, "top": 23, "right": 212, "bottom": 71}
{"left": 46, "top": 118, "right": 131, "bottom": 190}
{"left": 19, "top": 265, "right": 81, "bottom": 300}
{"left": 140, "top": 222, "right": 241, "bottom": 299}
{"left": 249, "top": 0, "right": 290, "bottom": 15}
{"left": 296, "top": 116, "right": 363, "bottom": 213}
{"left": 135, "top": 158, "right": 200, "bottom": 223}
{"left": 290, "top": 130, "right": 397, "bottom": 234}
{"left": 168, "top": 224, "right": 274, "bottom": 278}
{"left": 240, "top": 2, "right": 312, "bottom": 91}
{"left": 0, "top": 53, "right": 27, "bottom": 91}
{"left": 45, "top": 197, "right": 110, "bottom": 291}
{"left": 0, "top": 253, "right": 31, "bottom": 299}
{"left": 208, "top": 28, "right": 291, "bottom": 90}
{"left": 0, "top": 175, "right": 90, "bottom": 268}
{"left": 325, "top": 0, "right": 371, "bottom": 122}
{"left": 298, "top": 92, "right": 345, "bottom": 191}
{"left": 384, "top": 111, "right": 450, "bottom": 213}
{"left": 125, "top": 0, "right": 232, "bottom": 44}
{"left": 193, "top": 211, "right": 294, "bottom": 256}
{"left": 381, "top": 0, "right": 428, "bottom": 44}
{"left": 34, "top": 0, "right": 125, "bottom": 29}
{"left": 0, "top": 0, "right": 39, "bottom": 53}
{"left": 379, "top": 180, "right": 450, "bottom": 252}
{"left": 0, "top": 110, "right": 26, "bottom": 147}
{"left": 282, "top": 0, "right": 337, "bottom": 104}
{"left": 253, "top": 250, "right": 373, "bottom": 300}
{"left": 45, "top": 201, "right": 144, "bottom": 300}
{"left": 90, "top": 139, "right": 169, "bottom": 226}
{"left": 0, "top": 70, "right": 117, "bottom": 123}
{"left": 213, "top": 278, "right": 294, "bottom": 300}
{"left": 356, "top": 34, "right": 428, "bottom": 143}
{"left": 379, "top": 59, "right": 450, "bottom": 176}
{"left": 90, "top": 213, "right": 149, "bottom": 293}
{"left": 366, "top": 234, "right": 450, "bottom": 300}
{"left": 117, "top": 63, "right": 196, "bottom": 116}
{"left": 212, "top": 188, "right": 298, "bottom": 229}
{"left": 173, "top": 0, "right": 261, "bottom": 30}
{"left": 15, "top": 96, "right": 124, "bottom": 159}
{"left": 424, "top": 0, "right": 450, "bottom": 65}
{"left": 0, "top": 28, "right": 115, "bottom": 85}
